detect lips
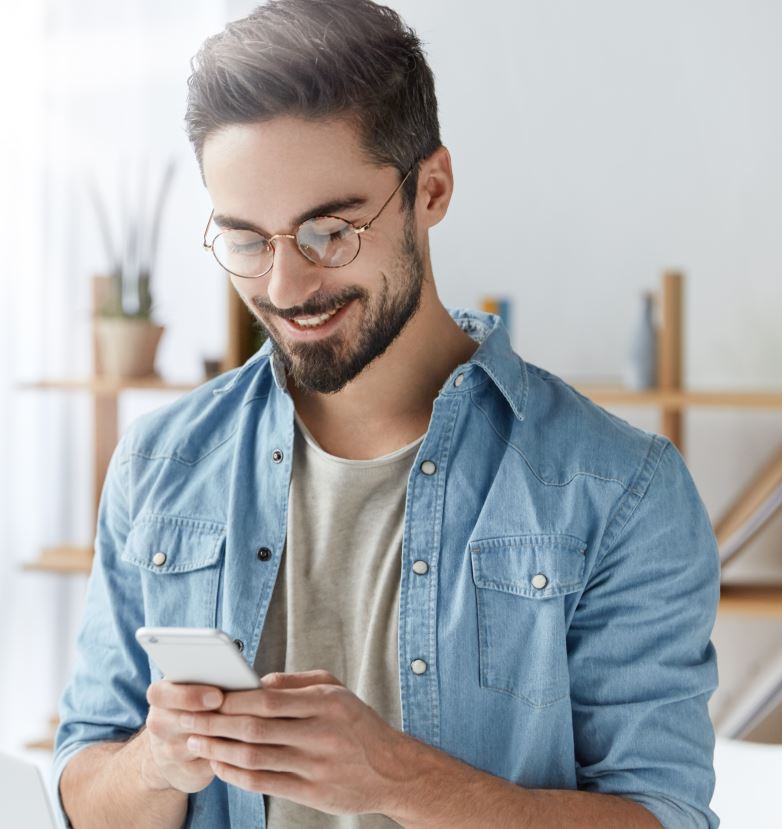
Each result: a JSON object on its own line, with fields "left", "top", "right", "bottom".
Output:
{"left": 288, "top": 303, "right": 345, "bottom": 329}
{"left": 279, "top": 299, "right": 355, "bottom": 341}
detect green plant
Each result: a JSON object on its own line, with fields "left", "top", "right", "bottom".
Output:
{"left": 89, "top": 158, "right": 176, "bottom": 321}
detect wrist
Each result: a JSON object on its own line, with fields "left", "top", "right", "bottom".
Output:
{"left": 135, "top": 729, "right": 174, "bottom": 792}
{"left": 381, "top": 734, "right": 450, "bottom": 825}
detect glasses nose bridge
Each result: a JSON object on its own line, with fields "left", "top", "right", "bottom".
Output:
{"left": 264, "top": 231, "right": 310, "bottom": 276}
{"left": 267, "top": 231, "right": 297, "bottom": 245}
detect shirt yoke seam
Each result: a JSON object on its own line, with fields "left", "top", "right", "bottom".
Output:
{"left": 469, "top": 392, "right": 642, "bottom": 494}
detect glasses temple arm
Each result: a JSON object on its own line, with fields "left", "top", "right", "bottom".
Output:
{"left": 357, "top": 165, "right": 415, "bottom": 233}
{"left": 203, "top": 209, "right": 214, "bottom": 249}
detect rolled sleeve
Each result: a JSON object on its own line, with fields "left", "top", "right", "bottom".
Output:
{"left": 51, "top": 431, "right": 150, "bottom": 827}
{"left": 568, "top": 438, "right": 720, "bottom": 829}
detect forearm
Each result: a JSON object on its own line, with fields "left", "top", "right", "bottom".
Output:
{"left": 385, "top": 738, "right": 664, "bottom": 829}
{"left": 59, "top": 728, "right": 188, "bottom": 829}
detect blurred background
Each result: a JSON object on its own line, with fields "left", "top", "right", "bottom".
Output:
{"left": 1, "top": 1, "right": 780, "bottom": 825}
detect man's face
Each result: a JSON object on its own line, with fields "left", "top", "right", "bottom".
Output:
{"left": 202, "top": 116, "right": 425, "bottom": 394}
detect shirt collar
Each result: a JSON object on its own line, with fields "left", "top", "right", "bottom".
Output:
{"left": 450, "top": 307, "right": 528, "bottom": 421}
{"left": 213, "top": 307, "right": 528, "bottom": 422}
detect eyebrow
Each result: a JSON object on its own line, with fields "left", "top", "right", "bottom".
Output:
{"left": 212, "top": 195, "right": 370, "bottom": 235}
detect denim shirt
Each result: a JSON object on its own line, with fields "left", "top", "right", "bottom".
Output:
{"left": 53, "top": 308, "right": 720, "bottom": 829}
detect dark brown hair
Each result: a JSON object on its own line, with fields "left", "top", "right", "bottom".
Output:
{"left": 185, "top": 0, "right": 441, "bottom": 211}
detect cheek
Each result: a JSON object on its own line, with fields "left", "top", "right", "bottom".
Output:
{"left": 230, "top": 277, "right": 267, "bottom": 312}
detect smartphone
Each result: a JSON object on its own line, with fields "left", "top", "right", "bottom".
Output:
{"left": 135, "top": 627, "right": 262, "bottom": 691}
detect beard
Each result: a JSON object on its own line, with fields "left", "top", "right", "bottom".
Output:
{"left": 251, "top": 209, "right": 425, "bottom": 394}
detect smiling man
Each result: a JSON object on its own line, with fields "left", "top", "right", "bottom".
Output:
{"left": 54, "top": 2, "right": 720, "bottom": 828}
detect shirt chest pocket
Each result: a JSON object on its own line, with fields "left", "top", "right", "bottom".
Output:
{"left": 121, "top": 515, "right": 226, "bottom": 632}
{"left": 469, "top": 534, "right": 587, "bottom": 708}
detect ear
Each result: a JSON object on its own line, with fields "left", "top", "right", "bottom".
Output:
{"left": 414, "top": 144, "right": 453, "bottom": 231}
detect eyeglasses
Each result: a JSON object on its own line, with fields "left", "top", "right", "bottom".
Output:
{"left": 202, "top": 165, "right": 415, "bottom": 279}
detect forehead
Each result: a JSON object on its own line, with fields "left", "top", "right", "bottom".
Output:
{"left": 202, "top": 116, "right": 377, "bottom": 217}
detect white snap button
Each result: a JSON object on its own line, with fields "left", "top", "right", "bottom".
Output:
{"left": 420, "top": 460, "right": 437, "bottom": 475}
{"left": 454, "top": 373, "right": 464, "bottom": 387}
{"left": 412, "top": 560, "right": 429, "bottom": 575}
{"left": 152, "top": 552, "right": 167, "bottom": 567}
{"left": 531, "top": 573, "right": 548, "bottom": 589}
{"left": 411, "top": 659, "right": 428, "bottom": 675}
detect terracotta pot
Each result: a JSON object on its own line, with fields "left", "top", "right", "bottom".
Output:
{"left": 95, "top": 317, "right": 165, "bottom": 378}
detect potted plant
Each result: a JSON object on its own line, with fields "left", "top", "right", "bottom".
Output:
{"left": 90, "top": 159, "right": 176, "bottom": 378}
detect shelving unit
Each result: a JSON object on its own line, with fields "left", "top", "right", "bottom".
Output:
{"left": 18, "top": 270, "right": 782, "bottom": 751}
{"left": 566, "top": 271, "right": 782, "bottom": 620}
{"left": 18, "top": 280, "right": 258, "bottom": 749}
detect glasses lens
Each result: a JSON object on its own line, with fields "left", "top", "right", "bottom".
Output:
{"left": 213, "top": 229, "right": 272, "bottom": 276}
{"left": 297, "top": 217, "right": 359, "bottom": 267}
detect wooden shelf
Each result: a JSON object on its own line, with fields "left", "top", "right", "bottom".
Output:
{"left": 17, "top": 374, "right": 201, "bottom": 395}
{"left": 719, "top": 583, "right": 782, "bottom": 617}
{"left": 24, "top": 737, "right": 55, "bottom": 752}
{"left": 569, "top": 383, "right": 782, "bottom": 410}
{"left": 22, "top": 545, "right": 93, "bottom": 574}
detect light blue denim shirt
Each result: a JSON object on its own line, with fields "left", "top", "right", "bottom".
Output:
{"left": 53, "top": 308, "right": 720, "bottom": 829}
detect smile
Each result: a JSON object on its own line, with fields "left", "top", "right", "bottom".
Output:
{"left": 280, "top": 300, "right": 355, "bottom": 340}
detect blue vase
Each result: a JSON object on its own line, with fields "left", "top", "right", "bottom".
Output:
{"left": 623, "top": 291, "right": 658, "bottom": 389}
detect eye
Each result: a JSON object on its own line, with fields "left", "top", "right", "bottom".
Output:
{"left": 222, "top": 230, "right": 269, "bottom": 255}
{"left": 304, "top": 216, "right": 353, "bottom": 239}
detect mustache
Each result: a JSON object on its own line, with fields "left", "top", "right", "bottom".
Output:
{"left": 252, "top": 287, "right": 367, "bottom": 320}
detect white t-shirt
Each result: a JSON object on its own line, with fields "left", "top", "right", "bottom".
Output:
{"left": 255, "top": 410, "right": 425, "bottom": 828}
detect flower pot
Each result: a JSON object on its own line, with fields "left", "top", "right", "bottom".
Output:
{"left": 95, "top": 317, "right": 165, "bottom": 378}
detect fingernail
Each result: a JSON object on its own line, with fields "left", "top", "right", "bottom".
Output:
{"left": 180, "top": 714, "right": 194, "bottom": 730}
{"left": 204, "top": 692, "right": 222, "bottom": 707}
{"left": 187, "top": 736, "right": 201, "bottom": 752}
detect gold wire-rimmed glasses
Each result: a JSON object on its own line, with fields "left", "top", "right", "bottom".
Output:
{"left": 202, "top": 165, "right": 415, "bottom": 278}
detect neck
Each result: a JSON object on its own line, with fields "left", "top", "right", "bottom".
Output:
{"left": 288, "top": 281, "right": 479, "bottom": 459}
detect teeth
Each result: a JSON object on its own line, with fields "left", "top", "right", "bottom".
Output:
{"left": 292, "top": 304, "right": 343, "bottom": 327}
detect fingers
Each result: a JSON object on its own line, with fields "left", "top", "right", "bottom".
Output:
{"left": 188, "top": 736, "right": 306, "bottom": 775}
{"left": 261, "top": 670, "right": 342, "bottom": 689}
{"left": 147, "top": 681, "right": 224, "bottom": 712}
{"left": 146, "top": 704, "right": 197, "bottom": 744}
{"left": 182, "top": 712, "right": 319, "bottom": 747}
{"left": 219, "top": 683, "right": 342, "bottom": 718}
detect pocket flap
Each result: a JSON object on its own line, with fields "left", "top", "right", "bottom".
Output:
{"left": 470, "top": 533, "right": 587, "bottom": 598}
{"left": 122, "top": 514, "right": 226, "bottom": 574}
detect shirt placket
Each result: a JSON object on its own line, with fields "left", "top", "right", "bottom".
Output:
{"left": 398, "top": 393, "right": 460, "bottom": 749}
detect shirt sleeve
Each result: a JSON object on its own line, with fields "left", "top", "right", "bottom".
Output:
{"left": 567, "top": 437, "right": 720, "bottom": 829}
{"left": 51, "top": 431, "right": 150, "bottom": 829}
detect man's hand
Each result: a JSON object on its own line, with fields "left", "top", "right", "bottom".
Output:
{"left": 182, "top": 669, "right": 416, "bottom": 817}
{"left": 143, "top": 681, "right": 226, "bottom": 793}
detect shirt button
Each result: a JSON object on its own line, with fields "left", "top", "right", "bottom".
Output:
{"left": 420, "top": 460, "right": 437, "bottom": 476}
{"left": 152, "top": 552, "right": 167, "bottom": 567}
{"left": 454, "top": 373, "right": 465, "bottom": 387}
{"left": 257, "top": 547, "right": 272, "bottom": 561}
{"left": 412, "top": 560, "right": 429, "bottom": 575}
{"left": 531, "top": 573, "right": 548, "bottom": 589}
{"left": 411, "top": 659, "right": 428, "bottom": 675}
{"left": 272, "top": 449, "right": 284, "bottom": 463}
{"left": 233, "top": 639, "right": 244, "bottom": 652}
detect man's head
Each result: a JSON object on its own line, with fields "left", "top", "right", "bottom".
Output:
{"left": 186, "top": 0, "right": 452, "bottom": 394}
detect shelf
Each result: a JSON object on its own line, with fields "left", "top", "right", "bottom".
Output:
{"left": 17, "top": 374, "right": 201, "bottom": 395}
{"left": 25, "top": 715, "right": 59, "bottom": 751}
{"left": 24, "top": 737, "right": 55, "bottom": 752}
{"left": 569, "top": 383, "right": 782, "bottom": 410}
{"left": 719, "top": 583, "right": 782, "bottom": 617}
{"left": 22, "top": 545, "right": 93, "bottom": 574}
{"left": 20, "top": 376, "right": 782, "bottom": 409}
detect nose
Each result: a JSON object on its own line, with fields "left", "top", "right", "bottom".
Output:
{"left": 265, "top": 234, "right": 323, "bottom": 311}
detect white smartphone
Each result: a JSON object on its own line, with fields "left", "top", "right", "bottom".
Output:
{"left": 135, "top": 627, "right": 262, "bottom": 691}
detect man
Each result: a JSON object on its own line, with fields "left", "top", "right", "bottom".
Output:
{"left": 54, "top": 1, "right": 720, "bottom": 827}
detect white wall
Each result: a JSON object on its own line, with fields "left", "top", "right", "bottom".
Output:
{"left": 2, "top": 0, "right": 780, "bottom": 787}
{"left": 387, "top": 0, "right": 782, "bottom": 726}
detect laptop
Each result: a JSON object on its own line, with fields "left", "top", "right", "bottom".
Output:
{"left": 0, "top": 752, "right": 58, "bottom": 829}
